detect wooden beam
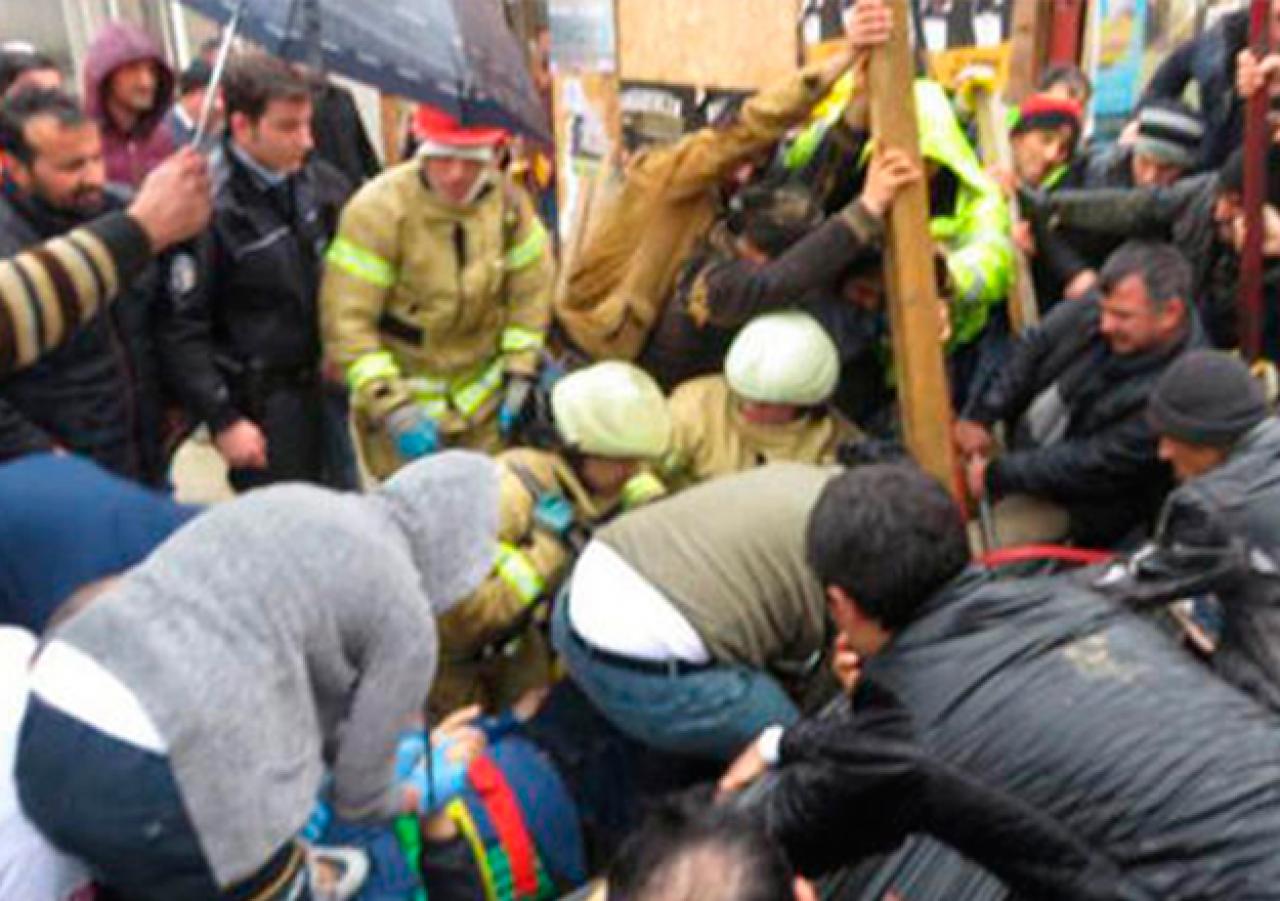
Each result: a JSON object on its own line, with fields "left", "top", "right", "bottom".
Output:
{"left": 1005, "top": 0, "right": 1050, "bottom": 104}
{"left": 972, "top": 87, "right": 1038, "bottom": 335}
{"left": 380, "top": 95, "right": 404, "bottom": 167}
{"left": 868, "top": 0, "right": 959, "bottom": 494}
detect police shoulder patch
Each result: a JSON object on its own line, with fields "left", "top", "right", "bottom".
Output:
{"left": 169, "top": 252, "right": 198, "bottom": 297}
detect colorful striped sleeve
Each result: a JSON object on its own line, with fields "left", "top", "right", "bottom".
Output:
{"left": 0, "top": 211, "right": 152, "bottom": 377}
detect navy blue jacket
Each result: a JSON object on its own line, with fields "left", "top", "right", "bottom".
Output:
{"left": 0, "top": 453, "right": 197, "bottom": 632}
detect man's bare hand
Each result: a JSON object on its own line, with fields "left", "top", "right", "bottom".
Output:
{"left": 861, "top": 148, "right": 920, "bottom": 218}
{"left": 718, "top": 742, "right": 769, "bottom": 797}
{"left": 1063, "top": 269, "right": 1099, "bottom": 300}
{"left": 214, "top": 418, "right": 268, "bottom": 470}
{"left": 844, "top": 0, "right": 894, "bottom": 50}
{"left": 831, "top": 633, "right": 862, "bottom": 695}
{"left": 1237, "top": 49, "right": 1280, "bottom": 100}
{"left": 953, "top": 420, "right": 993, "bottom": 460}
{"left": 128, "top": 148, "right": 212, "bottom": 252}
{"left": 1011, "top": 220, "right": 1037, "bottom": 256}
{"left": 966, "top": 455, "right": 989, "bottom": 501}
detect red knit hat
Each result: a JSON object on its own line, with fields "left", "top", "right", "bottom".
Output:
{"left": 1012, "top": 94, "right": 1083, "bottom": 144}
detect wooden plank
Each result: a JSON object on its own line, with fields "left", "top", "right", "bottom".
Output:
{"left": 1005, "top": 0, "right": 1050, "bottom": 104}
{"left": 971, "top": 87, "right": 1038, "bottom": 334}
{"left": 868, "top": 0, "right": 959, "bottom": 495}
{"left": 615, "top": 0, "right": 801, "bottom": 92}
{"left": 380, "top": 95, "right": 404, "bottom": 167}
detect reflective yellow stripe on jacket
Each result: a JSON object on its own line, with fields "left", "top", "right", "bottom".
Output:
{"left": 494, "top": 541, "right": 545, "bottom": 605}
{"left": 326, "top": 237, "right": 398, "bottom": 289}
{"left": 504, "top": 222, "right": 549, "bottom": 272}
{"left": 404, "top": 356, "right": 506, "bottom": 421}
{"left": 500, "top": 325, "right": 546, "bottom": 354}
{"left": 621, "top": 472, "right": 666, "bottom": 510}
{"left": 346, "top": 350, "right": 402, "bottom": 391}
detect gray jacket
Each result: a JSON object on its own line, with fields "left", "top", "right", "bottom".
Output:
{"left": 50, "top": 451, "right": 498, "bottom": 885}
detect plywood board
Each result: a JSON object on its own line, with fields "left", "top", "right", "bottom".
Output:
{"left": 616, "top": 0, "right": 801, "bottom": 92}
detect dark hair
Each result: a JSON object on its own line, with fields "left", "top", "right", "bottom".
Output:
{"left": 0, "top": 89, "right": 88, "bottom": 165}
{"left": 0, "top": 47, "right": 58, "bottom": 98}
{"left": 728, "top": 182, "right": 823, "bottom": 257}
{"left": 178, "top": 58, "right": 213, "bottom": 97}
{"left": 1098, "top": 240, "right": 1191, "bottom": 313}
{"left": 609, "top": 791, "right": 795, "bottom": 901}
{"left": 1219, "top": 146, "right": 1280, "bottom": 207}
{"left": 1037, "top": 64, "right": 1092, "bottom": 102}
{"left": 221, "top": 52, "right": 310, "bottom": 123}
{"left": 806, "top": 463, "right": 969, "bottom": 630}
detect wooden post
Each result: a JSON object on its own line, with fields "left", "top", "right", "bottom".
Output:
{"left": 868, "top": 0, "right": 959, "bottom": 494}
{"left": 972, "top": 87, "right": 1039, "bottom": 334}
{"left": 1005, "top": 0, "right": 1050, "bottom": 104}
{"left": 380, "top": 95, "right": 403, "bottom": 167}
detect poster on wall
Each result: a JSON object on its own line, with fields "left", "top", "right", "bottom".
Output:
{"left": 919, "top": 0, "right": 1013, "bottom": 51}
{"left": 803, "top": 0, "right": 1012, "bottom": 50}
{"left": 619, "top": 81, "right": 750, "bottom": 134}
{"left": 553, "top": 74, "right": 619, "bottom": 240}
{"left": 548, "top": 0, "right": 617, "bottom": 73}
{"left": 1091, "top": 0, "right": 1151, "bottom": 123}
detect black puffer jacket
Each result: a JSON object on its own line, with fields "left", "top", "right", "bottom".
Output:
{"left": 0, "top": 192, "right": 169, "bottom": 486}
{"left": 158, "top": 143, "right": 352, "bottom": 431}
{"left": 966, "top": 296, "right": 1203, "bottom": 546}
{"left": 754, "top": 568, "right": 1280, "bottom": 900}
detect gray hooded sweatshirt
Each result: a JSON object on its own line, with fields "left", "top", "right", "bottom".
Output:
{"left": 49, "top": 452, "right": 498, "bottom": 886}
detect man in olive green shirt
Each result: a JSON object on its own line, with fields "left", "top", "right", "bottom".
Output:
{"left": 551, "top": 463, "right": 834, "bottom": 761}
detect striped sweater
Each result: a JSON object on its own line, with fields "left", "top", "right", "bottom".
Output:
{"left": 0, "top": 211, "right": 151, "bottom": 377}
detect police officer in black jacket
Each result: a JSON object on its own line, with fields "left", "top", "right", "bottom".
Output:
{"left": 161, "top": 52, "right": 354, "bottom": 492}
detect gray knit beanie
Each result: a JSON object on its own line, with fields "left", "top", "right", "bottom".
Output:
{"left": 1148, "top": 350, "right": 1268, "bottom": 447}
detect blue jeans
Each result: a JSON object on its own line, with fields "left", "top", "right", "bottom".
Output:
{"left": 551, "top": 594, "right": 800, "bottom": 762}
{"left": 17, "top": 697, "right": 310, "bottom": 901}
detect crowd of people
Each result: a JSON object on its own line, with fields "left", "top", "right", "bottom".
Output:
{"left": 6, "top": 0, "right": 1280, "bottom": 898}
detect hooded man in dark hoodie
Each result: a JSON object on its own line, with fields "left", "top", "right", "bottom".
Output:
{"left": 82, "top": 21, "right": 176, "bottom": 188}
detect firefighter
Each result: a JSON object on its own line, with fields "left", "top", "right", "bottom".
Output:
{"left": 320, "top": 106, "right": 554, "bottom": 480}
{"left": 661, "top": 311, "right": 860, "bottom": 488}
{"left": 430, "top": 361, "right": 672, "bottom": 716}
{"left": 554, "top": 0, "right": 894, "bottom": 362}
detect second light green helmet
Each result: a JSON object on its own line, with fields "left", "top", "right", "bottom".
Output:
{"left": 725, "top": 311, "right": 839, "bottom": 406}
{"left": 552, "top": 362, "right": 672, "bottom": 458}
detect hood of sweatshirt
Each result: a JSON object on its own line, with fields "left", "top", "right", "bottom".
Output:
{"left": 377, "top": 450, "right": 500, "bottom": 615}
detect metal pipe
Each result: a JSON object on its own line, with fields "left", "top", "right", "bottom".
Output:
{"left": 193, "top": 0, "right": 246, "bottom": 146}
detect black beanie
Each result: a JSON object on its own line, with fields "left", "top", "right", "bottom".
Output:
{"left": 1148, "top": 350, "right": 1268, "bottom": 446}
